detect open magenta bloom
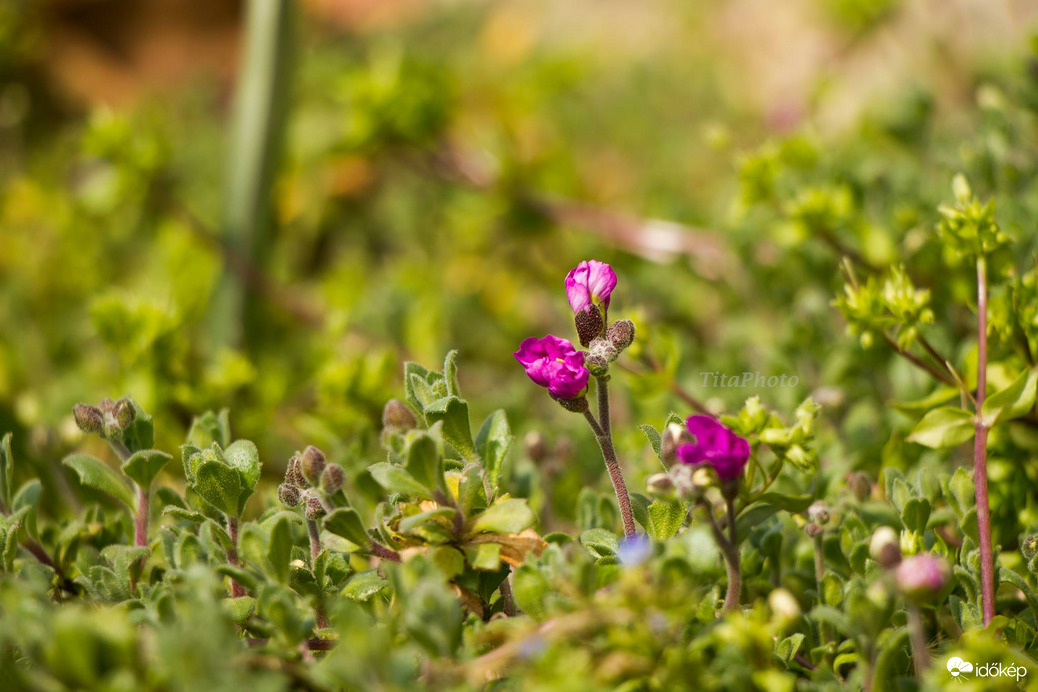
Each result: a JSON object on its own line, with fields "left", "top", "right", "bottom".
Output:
{"left": 675, "top": 415, "right": 750, "bottom": 481}
{"left": 565, "top": 260, "right": 617, "bottom": 313}
{"left": 514, "top": 335, "right": 590, "bottom": 399}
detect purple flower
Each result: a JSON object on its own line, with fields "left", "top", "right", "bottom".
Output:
{"left": 514, "top": 335, "right": 590, "bottom": 400}
{"left": 896, "top": 554, "right": 950, "bottom": 601}
{"left": 675, "top": 415, "right": 750, "bottom": 482}
{"left": 565, "top": 260, "right": 617, "bottom": 313}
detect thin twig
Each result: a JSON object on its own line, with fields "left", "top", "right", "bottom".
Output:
{"left": 974, "top": 256, "right": 995, "bottom": 626}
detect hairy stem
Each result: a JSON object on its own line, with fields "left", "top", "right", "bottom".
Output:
{"left": 134, "top": 484, "right": 149, "bottom": 549}
{"left": 306, "top": 518, "right": 322, "bottom": 564}
{"left": 907, "top": 603, "right": 929, "bottom": 677}
{"left": 369, "top": 541, "right": 402, "bottom": 563}
{"left": 812, "top": 531, "right": 831, "bottom": 648}
{"left": 226, "top": 515, "right": 246, "bottom": 598}
{"left": 975, "top": 255, "right": 995, "bottom": 626}
{"left": 499, "top": 572, "right": 517, "bottom": 617}
{"left": 582, "top": 407, "right": 636, "bottom": 538}
{"left": 700, "top": 500, "right": 741, "bottom": 613}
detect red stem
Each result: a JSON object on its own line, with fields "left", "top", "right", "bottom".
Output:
{"left": 975, "top": 256, "right": 995, "bottom": 626}
{"left": 135, "top": 485, "right": 149, "bottom": 548}
{"left": 227, "top": 516, "right": 246, "bottom": 598}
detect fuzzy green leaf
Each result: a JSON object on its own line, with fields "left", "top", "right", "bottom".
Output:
{"left": 981, "top": 368, "right": 1038, "bottom": 426}
{"left": 121, "top": 449, "right": 172, "bottom": 489}
{"left": 368, "top": 462, "right": 433, "bottom": 500}
{"left": 470, "top": 499, "right": 535, "bottom": 535}
{"left": 475, "top": 409, "right": 512, "bottom": 491}
{"left": 405, "top": 434, "right": 443, "bottom": 493}
{"left": 267, "top": 515, "right": 292, "bottom": 584}
{"left": 323, "top": 508, "right": 371, "bottom": 547}
{"left": 425, "top": 396, "right": 479, "bottom": 463}
{"left": 513, "top": 564, "right": 551, "bottom": 621}
{"left": 62, "top": 453, "right": 135, "bottom": 510}
{"left": 193, "top": 461, "right": 242, "bottom": 517}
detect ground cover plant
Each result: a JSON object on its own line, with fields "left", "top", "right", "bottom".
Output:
{"left": 5, "top": 1, "right": 1038, "bottom": 691}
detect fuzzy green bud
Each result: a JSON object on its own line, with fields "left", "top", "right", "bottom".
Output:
{"left": 113, "top": 398, "right": 136, "bottom": 430}
{"left": 301, "top": 446, "right": 327, "bottom": 486}
{"left": 552, "top": 394, "right": 589, "bottom": 414}
{"left": 320, "top": 463, "right": 346, "bottom": 495}
{"left": 585, "top": 354, "right": 609, "bottom": 378}
{"left": 1023, "top": 535, "right": 1038, "bottom": 561}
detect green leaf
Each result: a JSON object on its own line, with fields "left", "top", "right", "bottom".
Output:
{"left": 475, "top": 410, "right": 512, "bottom": 491}
{"left": 425, "top": 396, "right": 479, "bottom": 463}
{"left": 193, "top": 461, "right": 242, "bottom": 517}
{"left": 906, "top": 407, "right": 975, "bottom": 449}
{"left": 638, "top": 424, "right": 662, "bottom": 459}
{"left": 470, "top": 499, "right": 535, "bottom": 535}
{"left": 12, "top": 480, "right": 42, "bottom": 540}
{"left": 120, "top": 449, "right": 173, "bottom": 488}
{"left": 62, "top": 453, "right": 135, "bottom": 510}
{"left": 368, "top": 462, "right": 433, "bottom": 500}
{"left": 0, "top": 433, "right": 12, "bottom": 511}
{"left": 323, "top": 508, "right": 371, "bottom": 547}
{"left": 888, "top": 387, "right": 958, "bottom": 413}
{"left": 342, "top": 570, "right": 388, "bottom": 602}
{"left": 100, "top": 545, "right": 150, "bottom": 577}
{"left": 223, "top": 439, "right": 261, "bottom": 495}
{"left": 647, "top": 499, "right": 686, "bottom": 541}
{"left": 775, "top": 633, "right": 805, "bottom": 667}
{"left": 405, "top": 435, "right": 443, "bottom": 493}
{"left": 431, "top": 546, "right": 466, "bottom": 580}
{"left": 403, "top": 361, "right": 433, "bottom": 417}
{"left": 188, "top": 409, "right": 231, "bottom": 449}
{"left": 469, "top": 542, "right": 501, "bottom": 571}
{"left": 821, "top": 571, "right": 844, "bottom": 607}
{"left": 162, "top": 506, "right": 207, "bottom": 524}
{"left": 456, "top": 463, "right": 487, "bottom": 517}
{"left": 215, "top": 565, "right": 258, "bottom": 592}
{"left": 755, "top": 492, "right": 814, "bottom": 514}
{"left": 900, "top": 497, "right": 931, "bottom": 533}
{"left": 579, "top": 528, "right": 619, "bottom": 558}
{"left": 120, "top": 397, "right": 154, "bottom": 453}
{"left": 872, "top": 628, "right": 910, "bottom": 688}
{"left": 267, "top": 515, "right": 292, "bottom": 584}
{"left": 513, "top": 564, "right": 551, "bottom": 621}
{"left": 735, "top": 502, "right": 781, "bottom": 543}
{"left": 982, "top": 368, "right": 1038, "bottom": 426}
{"left": 443, "top": 350, "right": 461, "bottom": 397}
{"left": 223, "top": 596, "right": 256, "bottom": 625}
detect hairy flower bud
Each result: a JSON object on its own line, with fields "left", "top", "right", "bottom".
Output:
{"left": 870, "top": 526, "right": 902, "bottom": 569}
{"left": 524, "top": 431, "right": 548, "bottom": 463}
{"left": 304, "top": 496, "right": 326, "bottom": 521}
{"left": 606, "top": 319, "right": 635, "bottom": 352}
{"left": 320, "top": 463, "right": 346, "bottom": 495}
{"left": 113, "top": 398, "right": 136, "bottom": 430}
{"left": 73, "top": 404, "right": 105, "bottom": 435}
{"left": 382, "top": 399, "right": 417, "bottom": 431}
{"left": 661, "top": 422, "right": 692, "bottom": 465}
{"left": 552, "top": 394, "right": 589, "bottom": 414}
{"left": 896, "top": 553, "right": 950, "bottom": 602}
{"left": 805, "top": 523, "right": 824, "bottom": 538}
{"left": 1023, "top": 535, "right": 1038, "bottom": 561}
{"left": 588, "top": 338, "right": 617, "bottom": 364}
{"left": 846, "top": 471, "right": 872, "bottom": 502}
{"left": 585, "top": 354, "right": 609, "bottom": 378}
{"left": 806, "top": 501, "right": 830, "bottom": 526}
{"left": 301, "top": 446, "right": 327, "bottom": 486}
{"left": 574, "top": 306, "right": 604, "bottom": 347}
{"left": 286, "top": 454, "right": 307, "bottom": 488}
{"left": 278, "top": 483, "right": 301, "bottom": 507}
{"left": 646, "top": 472, "right": 675, "bottom": 498}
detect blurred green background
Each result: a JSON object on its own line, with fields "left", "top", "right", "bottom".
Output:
{"left": 3, "top": 0, "right": 1038, "bottom": 533}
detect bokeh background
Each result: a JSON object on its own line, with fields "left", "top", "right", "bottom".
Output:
{"left": 3, "top": 0, "right": 1038, "bottom": 531}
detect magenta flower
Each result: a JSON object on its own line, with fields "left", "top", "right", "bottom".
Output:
{"left": 565, "top": 260, "right": 617, "bottom": 313}
{"left": 514, "top": 335, "right": 590, "bottom": 400}
{"left": 675, "top": 415, "right": 750, "bottom": 482}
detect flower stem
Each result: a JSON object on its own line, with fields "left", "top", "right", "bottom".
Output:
{"left": 226, "top": 515, "right": 246, "bottom": 598}
{"left": 700, "top": 499, "right": 741, "bottom": 612}
{"left": 369, "top": 541, "right": 402, "bottom": 562}
{"left": 812, "top": 531, "right": 832, "bottom": 648}
{"left": 135, "top": 484, "right": 149, "bottom": 549}
{"left": 306, "top": 518, "right": 322, "bottom": 564}
{"left": 974, "top": 255, "right": 995, "bottom": 626}
{"left": 907, "top": 603, "right": 930, "bottom": 677}
{"left": 582, "top": 407, "right": 636, "bottom": 538}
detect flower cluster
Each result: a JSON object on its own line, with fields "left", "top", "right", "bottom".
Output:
{"left": 514, "top": 260, "right": 635, "bottom": 407}
{"left": 676, "top": 415, "right": 751, "bottom": 482}
{"left": 278, "top": 445, "right": 345, "bottom": 521}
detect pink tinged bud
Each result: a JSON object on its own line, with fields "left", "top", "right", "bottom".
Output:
{"left": 870, "top": 526, "right": 902, "bottom": 568}
{"left": 113, "top": 398, "right": 136, "bottom": 430}
{"left": 73, "top": 404, "right": 105, "bottom": 435}
{"left": 305, "top": 496, "right": 326, "bottom": 521}
{"left": 565, "top": 260, "right": 617, "bottom": 313}
{"left": 382, "top": 399, "right": 417, "bottom": 431}
{"left": 278, "top": 484, "right": 301, "bottom": 507}
{"left": 320, "top": 463, "right": 346, "bottom": 494}
{"left": 606, "top": 319, "right": 635, "bottom": 352}
{"left": 513, "top": 335, "right": 590, "bottom": 400}
{"left": 675, "top": 415, "right": 750, "bottom": 482}
{"left": 286, "top": 454, "right": 307, "bottom": 488}
{"left": 896, "top": 553, "right": 950, "bottom": 601}
{"left": 301, "top": 446, "right": 327, "bottom": 486}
